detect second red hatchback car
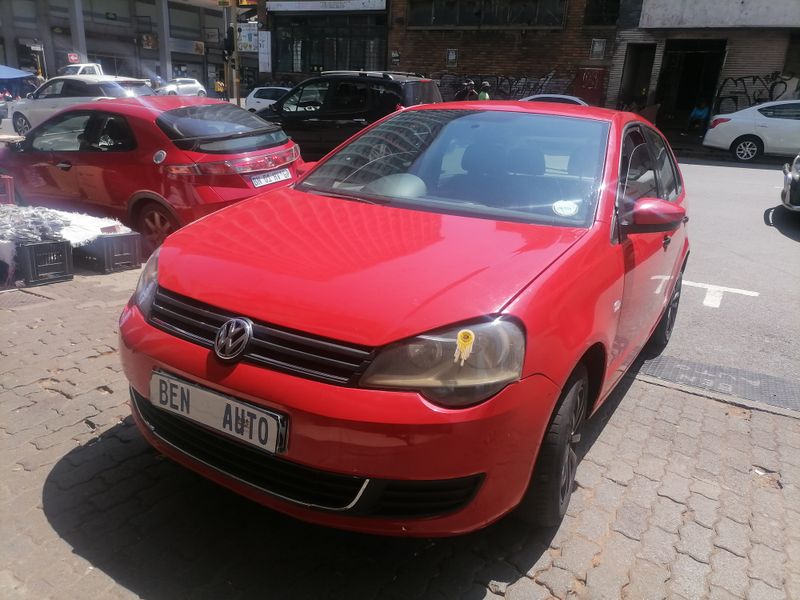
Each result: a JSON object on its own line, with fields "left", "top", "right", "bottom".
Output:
{"left": 0, "top": 96, "right": 300, "bottom": 250}
{"left": 119, "top": 101, "right": 689, "bottom": 536}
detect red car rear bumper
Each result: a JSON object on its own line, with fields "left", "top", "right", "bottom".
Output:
{"left": 119, "top": 303, "right": 560, "bottom": 536}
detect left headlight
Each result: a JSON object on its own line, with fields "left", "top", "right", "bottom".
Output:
{"left": 133, "top": 248, "right": 159, "bottom": 319}
{"left": 359, "top": 318, "right": 525, "bottom": 408}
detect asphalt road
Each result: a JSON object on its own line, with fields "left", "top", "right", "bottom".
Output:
{"left": 656, "top": 157, "right": 800, "bottom": 399}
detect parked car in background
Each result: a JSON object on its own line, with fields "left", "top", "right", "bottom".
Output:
{"left": 119, "top": 101, "right": 689, "bottom": 536}
{"left": 10, "top": 75, "right": 154, "bottom": 134}
{"left": 782, "top": 153, "right": 800, "bottom": 213}
{"left": 155, "top": 78, "right": 207, "bottom": 97}
{"left": 257, "top": 71, "right": 443, "bottom": 159}
{"left": 520, "top": 94, "right": 589, "bottom": 106}
{"left": 0, "top": 97, "right": 299, "bottom": 251}
{"left": 57, "top": 63, "right": 104, "bottom": 76}
{"left": 245, "top": 86, "right": 290, "bottom": 112}
{"left": 703, "top": 100, "right": 800, "bottom": 162}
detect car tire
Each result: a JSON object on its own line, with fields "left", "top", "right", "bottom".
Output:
{"left": 168, "top": 91, "right": 177, "bottom": 96}
{"left": 12, "top": 113, "right": 31, "bottom": 135}
{"left": 516, "top": 363, "right": 588, "bottom": 528}
{"left": 731, "top": 136, "right": 763, "bottom": 162}
{"left": 136, "top": 201, "right": 180, "bottom": 255}
{"left": 198, "top": 90, "right": 206, "bottom": 97}
{"left": 645, "top": 271, "right": 682, "bottom": 356}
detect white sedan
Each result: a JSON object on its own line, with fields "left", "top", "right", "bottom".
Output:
{"left": 10, "top": 75, "right": 154, "bottom": 134}
{"left": 245, "top": 86, "right": 290, "bottom": 112}
{"left": 703, "top": 100, "right": 800, "bottom": 162}
{"left": 155, "top": 78, "right": 207, "bottom": 96}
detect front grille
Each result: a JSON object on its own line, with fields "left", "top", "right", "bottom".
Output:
{"left": 368, "top": 476, "right": 484, "bottom": 518}
{"left": 149, "top": 286, "right": 374, "bottom": 385}
{"left": 131, "top": 388, "right": 367, "bottom": 510}
{"left": 132, "top": 387, "right": 484, "bottom": 518}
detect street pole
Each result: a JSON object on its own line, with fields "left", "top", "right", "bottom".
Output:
{"left": 233, "top": 3, "right": 240, "bottom": 106}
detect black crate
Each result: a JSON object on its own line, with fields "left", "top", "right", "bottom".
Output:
{"left": 73, "top": 233, "right": 142, "bottom": 274}
{"left": 16, "top": 241, "right": 74, "bottom": 286}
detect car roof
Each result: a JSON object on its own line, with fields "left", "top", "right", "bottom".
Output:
{"left": 44, "top": 75, "right": 147, "bottom": 84}
{"left": 64, "top": 96, "right": 229, "bottom": 117}
{"left": 316, "top": 71, "right": 433, "bottom": 83}
{"left": 407, "top": 100, "right": 622, "bottom": 122}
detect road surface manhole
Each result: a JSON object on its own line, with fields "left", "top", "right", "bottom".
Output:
{"left": 0, "top": 290, "right": 52, "bottom": 309}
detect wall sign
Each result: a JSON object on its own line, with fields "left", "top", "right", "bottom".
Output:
{"left": 266, "top": 1, "right": 386, "bottom": 11}
{"left": 445, "top": 48, "right": 458, "bottom": 68}
{"left": 237, "top": 22, "right": 259, "bottom": 53}
{"left": 590, "top": 38, "right": 606, "bottom": 60}
{"left": 258, "top": 31, "right": 272, "bottom": 73}
{"left": 170, "top": 38, "right": 205, "bottom": 55}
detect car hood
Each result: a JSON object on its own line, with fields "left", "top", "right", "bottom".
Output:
{"left": 158, "top": 188, "right": 587, "bottom": 346}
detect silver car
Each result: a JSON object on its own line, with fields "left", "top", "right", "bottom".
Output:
{"left": 156, "top": 78, "right": 207, "bottom": 96}
{"left": 782, "top": 153, "right": 800, "bottom": 213}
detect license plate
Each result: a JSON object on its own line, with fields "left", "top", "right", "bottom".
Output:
{"left": 148, "top": 372, "right": 287, "bottom": 454}
{"left": 251, "top": 168, "right": 291, "bottom": 188}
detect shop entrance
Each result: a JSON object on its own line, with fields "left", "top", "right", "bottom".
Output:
{"left": 617, "top": 43, "right": 656, "bottom": 109}
{"left": 655, "top": 39, "right": 726, "bottom": 128}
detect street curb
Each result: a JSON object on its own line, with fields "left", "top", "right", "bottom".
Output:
{"left": 632, "top": 374, "right": 800, "bottom": 420}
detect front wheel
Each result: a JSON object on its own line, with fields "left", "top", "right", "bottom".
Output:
{"left": 516, "top": 363, "right": 588, "bottom": 527}
{"left": 198, "top": 90, "right": 206, "bottom": 97}
{"left": 13, "top": 113, "right": 31, "bottom": 135}
{"left": 136, "top": 201, "right": 180, "bottom": 255}
{"left": 731, "top": 136, "right": 763, "bottom": 162}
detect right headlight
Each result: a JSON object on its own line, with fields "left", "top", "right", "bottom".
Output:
{"left": 133, "top": 248, "right": 159, "bottom": 319}
{"left": 359, "top": 318, "right": 525, "bottom": 408}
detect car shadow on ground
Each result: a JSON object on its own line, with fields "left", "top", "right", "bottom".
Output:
{"left": 41, "top": 379, "right": 632, "bottom": 600}
{"left": 764, "top": 205, "right": 800, "bottom": 243}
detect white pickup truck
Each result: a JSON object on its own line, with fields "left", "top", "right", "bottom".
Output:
{"left": 57, "top": 63, "right": 104, "bottom": 76}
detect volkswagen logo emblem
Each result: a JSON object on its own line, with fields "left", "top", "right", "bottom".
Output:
{"left": 214, "top": 318, "right": 253, "bottom": 362}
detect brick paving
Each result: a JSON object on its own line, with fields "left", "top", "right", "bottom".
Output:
{"left": 1, "top": 271, "right": 799, "bottom": 600}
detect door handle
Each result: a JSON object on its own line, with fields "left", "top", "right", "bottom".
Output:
{"left": 56, "top": 161, "right": 72, "bottom": 171}
{"left": 662, "top": 235, "right": 671, "bottom": 248}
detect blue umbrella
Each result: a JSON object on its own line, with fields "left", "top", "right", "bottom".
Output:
{"left": 0, "top": 65, "right": 34, "bottom": 79}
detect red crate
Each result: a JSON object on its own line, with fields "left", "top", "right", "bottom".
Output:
{"left": 0, "top": 175, "right": 13, "bottom": 205}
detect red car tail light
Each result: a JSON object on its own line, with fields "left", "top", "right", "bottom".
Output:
{"left": 166, "top": 145, "right": 300, "bottom": 175}
{"left": 708, "top": 118, "right": 731, "bottom": 129}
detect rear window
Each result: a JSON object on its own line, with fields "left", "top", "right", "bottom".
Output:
{"left": 98, "top": 81, "right": 155, "bottom": 97}
{"left": 156, "top": 103, "right": 288, "bottom": 153}
{"left": 402, "top": 81, "right": 442, "bottom": 106}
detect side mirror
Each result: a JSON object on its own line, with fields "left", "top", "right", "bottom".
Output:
{"left": 295, "top": 160, "right": 316, "bottom": 177}
{"left": 624, "top": 197, "right": 686, "bottom": 234}
{"left": 26, "top": 92, "right": 34, "bottom": 100}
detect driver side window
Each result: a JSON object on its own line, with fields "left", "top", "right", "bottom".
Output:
{"left": 36, "top": 81, "right": 64, "bottom": 99}
{"left": 30, "top": 113, "right": 92, "bottom": 152}
{"left": 281, "top": 81, "right": 330, "bottom": 113}
{"left": 618, "top": 128, "right": 658, "bottom": 224}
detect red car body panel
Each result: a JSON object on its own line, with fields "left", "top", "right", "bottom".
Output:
{"left": 0, "top": 96, "right": 299, "bottom": 226}
{"left": 119, "top": 102, "right": 689, "bottom": 535}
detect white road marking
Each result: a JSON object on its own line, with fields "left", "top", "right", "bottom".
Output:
{"left": 683, "top": 280, "right": 759, "bottom": 308}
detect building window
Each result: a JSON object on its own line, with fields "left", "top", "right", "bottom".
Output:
{"left": 408, "top": 0, "right": 566, "bottom": 28}
{"left": 275, "top": 15, "right": 386, "bottom": 74}
{"left": 584, "top": 0, "right": 619, "bottom": 26}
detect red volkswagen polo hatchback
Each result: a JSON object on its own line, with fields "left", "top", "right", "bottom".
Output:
{"left": 119, "top": 102, "right": 689, "bottom": 536}
{"left": 0, "top": 96, "right": 300, "bottom": 251}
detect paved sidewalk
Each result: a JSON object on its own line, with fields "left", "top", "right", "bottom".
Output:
{"left": 1, "top": 272, "right": 799, "bottom": 600}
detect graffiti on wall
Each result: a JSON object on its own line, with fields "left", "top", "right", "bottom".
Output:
{"left": 715, "top": 71, "right": 800, "bottom": 114}
{"left": 433, "top": 70, "right": 575, "bottom": 101}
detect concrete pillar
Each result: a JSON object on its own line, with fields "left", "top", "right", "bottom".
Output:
{"left": 36, "top": 0, "right": 57, "bottom": 77}
{"left": 69, "top": 0, "right": 88, "bottom": 63}
{"left": 156, "top": 0, "right": 172, "bottom": 80}
{"left": 1, "top": 0, "right": 18, "bottom": 67}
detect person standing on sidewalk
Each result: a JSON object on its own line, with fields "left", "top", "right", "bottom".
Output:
{"left": 214, "top": 79, "right": 226, "bottom": 100}
{"left": 478, "top": 81, "right": 491, "bottom": 100}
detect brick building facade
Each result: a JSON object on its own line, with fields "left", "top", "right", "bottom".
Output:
{"left": 387, "top": 0, "right": 618, "bottom": 104}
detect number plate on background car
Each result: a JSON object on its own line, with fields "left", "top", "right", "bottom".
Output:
{"left": 148, "top": 371, "right": 287, "bottom": 454}
{"left": 251, "top": 168, "right": 292, "bottom": 188}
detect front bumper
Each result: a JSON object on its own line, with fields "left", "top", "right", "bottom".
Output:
{"left": 119, "top": 302, "right": 560, "bottom": 536}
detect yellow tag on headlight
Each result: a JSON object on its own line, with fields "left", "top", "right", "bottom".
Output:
{"left": 453, "top": 329, "right": 475, "bottom": 366}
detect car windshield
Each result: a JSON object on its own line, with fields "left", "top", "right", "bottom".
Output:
{"left": 156, "top": 102, "right": 288, "bottom": 153}
{"left": 298, "top": 109, "right": 609, "bottom": 227}
{"left": 98, "top": 81, "right": 155, "bottom": 97}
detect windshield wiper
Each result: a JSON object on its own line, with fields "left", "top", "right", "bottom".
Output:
{"left": 299, "top": 187, "right": 383, "bottom": 205}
